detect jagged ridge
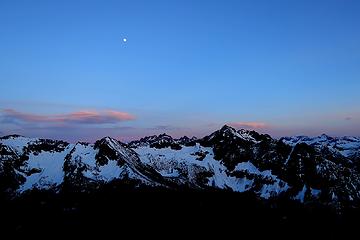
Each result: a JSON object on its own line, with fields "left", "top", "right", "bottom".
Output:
{"left": 1, "top": 126, "right": 360, "bottom": 208}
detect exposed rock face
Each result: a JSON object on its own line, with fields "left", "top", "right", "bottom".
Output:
{"left": 1, "top": 126, "right": 360, "bottom": 208}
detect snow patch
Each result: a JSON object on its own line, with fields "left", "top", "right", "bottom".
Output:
{"left": 19, "top": 144, "right": 74, "bottom": 192}
{"left": 294, "top": 185, "right": 307, "bottom": 203}
{"left": 0, "top": 136, "right": 37, "bottom": 154}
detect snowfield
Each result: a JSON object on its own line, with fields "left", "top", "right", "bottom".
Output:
{"left": 19, "top": 145, "right": 73, "bottom": 191}
{"left": 134, "top": 144, "right": 288, "bottom": 198}
{"left": 1, "top": 126, "right": 360, "bottom": 206}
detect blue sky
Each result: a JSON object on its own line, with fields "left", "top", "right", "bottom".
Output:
{"left": 1, "top": 0, "right": 360, "bottom": 141}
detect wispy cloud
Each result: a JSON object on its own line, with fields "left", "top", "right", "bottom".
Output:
{"left": 153, "top": 125, "right": 172, "bottom": 130}
{"left": 2, "top": 109, "right": 135, "bottom": 125}
{"left": 147, "top": 125, "right": 178, "bottom": 131}
{"left": 228, "top": 121, "right": 268, "bottom": 129}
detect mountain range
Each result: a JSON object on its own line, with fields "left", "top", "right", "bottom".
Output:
{"left": 1, "top": 125, "right": 360, "bottom": 234}
{"left": 1, "top": 125, "right": 360, "bottom": 206}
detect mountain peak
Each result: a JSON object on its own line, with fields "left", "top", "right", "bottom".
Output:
{"left": 2, "top": 128, "right": 360, "bottom": 216}
{"left": 128, "top": 133, "right": 176, "bottom": 148}
{"left": 94, "top": 136, "right": 125, "bottom": 151}
{"left": 215, "top": 125, "right": 261, "bottom": 142}
{"left": 0, "top": 134, "right": 25, "bottom": 140}
{"left": 220, "top": 125, "right": 236, "bottom": 132}
{"left": 158, "top": 133, "right": 171, "bottom": 137}
{"left": 319, "top": 133, "right": 333, "bottom": 140}
{"left": 103, "top": 136, "right": 118, "bottom": 142}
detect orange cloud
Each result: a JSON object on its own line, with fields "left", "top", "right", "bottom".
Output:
{"left": 2, "top": 109, "right": 135, "bottom": 124}
{"left": 228, "top": 121, "right": 268, "bottom": 129}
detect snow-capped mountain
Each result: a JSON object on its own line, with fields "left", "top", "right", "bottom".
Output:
{"left": 128, "top": 134, "right": 197, "bottom": 149}
{"left": 1, "top": 126, "right": 360, "bottom": 208}
{"left": 282, "top": 135, "right": 360, "bottom": 162}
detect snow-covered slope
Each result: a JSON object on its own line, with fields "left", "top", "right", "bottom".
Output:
{"left": 1, "top": 126, "right": 360, "bottom": 208}
{"left": 20, "top": 145, "right": 73, "bottom": 191}
{"left": 134, "top": 144, "right": 288, "bottom": 197}
{"left": 281, "top": 135, "right": 360, "bottom": 158}
{"left": 1, "top": 136, "right": 157, "bottom": 193}
{"left": 0, "top": 135, "right": 39, "bottom": 155}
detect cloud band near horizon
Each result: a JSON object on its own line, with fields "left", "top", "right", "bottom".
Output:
{"left": 1, "top": 107, "right": 359, "bottom": 143}
{"left": 2, "top": 109, "right": 136, "bottom": 125}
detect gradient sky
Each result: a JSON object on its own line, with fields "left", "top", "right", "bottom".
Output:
{"left": 1, "top": 0, "right": 360, "bottom": 142}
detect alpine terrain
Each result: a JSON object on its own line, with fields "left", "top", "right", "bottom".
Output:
{"left": 1, "top": 125, "right": 360, "bottom": 234}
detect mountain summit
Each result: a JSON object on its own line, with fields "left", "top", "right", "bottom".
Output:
{"left": 1, "top": 125, "right": 360, "bottom": 208}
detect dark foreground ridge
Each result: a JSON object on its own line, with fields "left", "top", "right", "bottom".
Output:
{"left": 1, "top": 187, "right": 359, "bottom": 237}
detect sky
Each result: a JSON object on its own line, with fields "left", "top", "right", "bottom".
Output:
{"left": 1, "top": 0, "right": 360, "bottom": 142}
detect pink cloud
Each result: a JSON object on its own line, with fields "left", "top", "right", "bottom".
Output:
{"left": 228, "top": 121, "right": 268, "bottom": 129}
{"left": 2, "top": 109, "right": 135, "bottom": 124}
